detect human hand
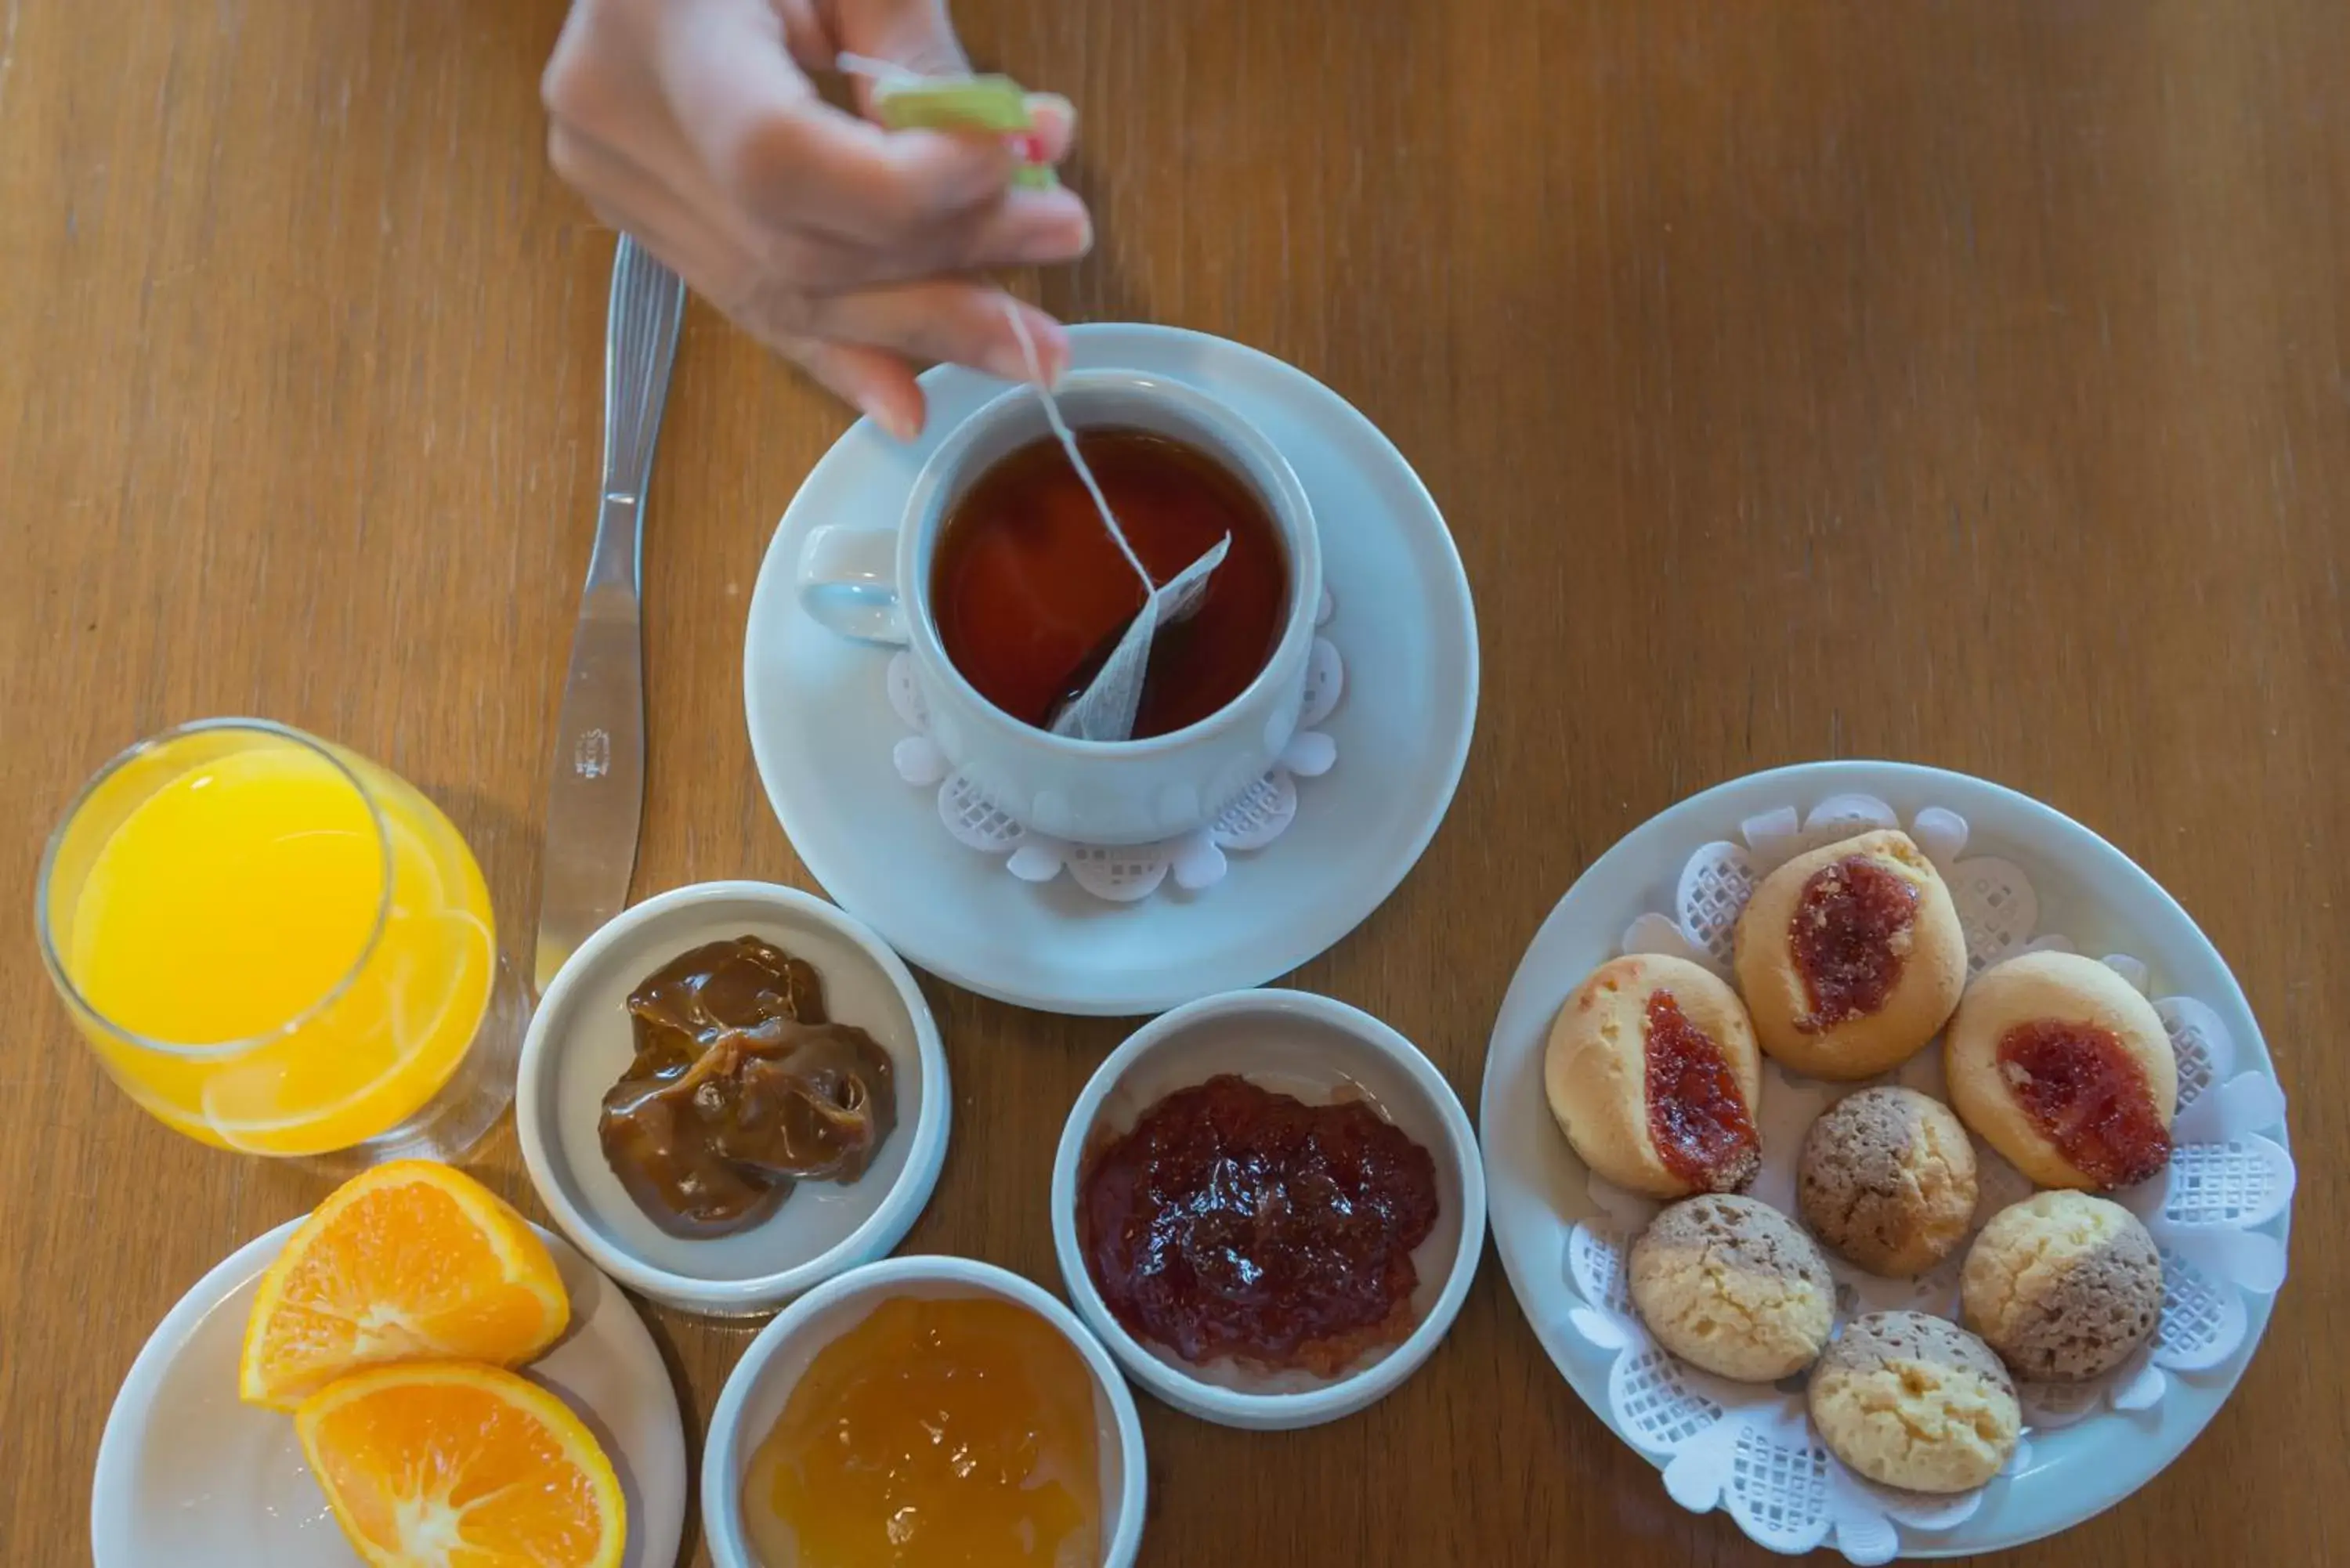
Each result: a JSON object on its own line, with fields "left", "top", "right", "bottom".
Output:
{"left": 542, "top": 0, "right": 1090, "bottom": 438}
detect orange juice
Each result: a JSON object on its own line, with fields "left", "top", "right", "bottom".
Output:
{"left": 43, "top": 725, "right": 495, "bottom": 1156}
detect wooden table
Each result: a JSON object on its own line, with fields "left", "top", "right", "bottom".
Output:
{"left": 5, "top": 2, "right": 2345, "bottom": 1563}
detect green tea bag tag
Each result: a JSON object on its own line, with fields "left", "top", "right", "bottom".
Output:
{"left": 844, "top": 56, "right": 1059, "bottom": 190}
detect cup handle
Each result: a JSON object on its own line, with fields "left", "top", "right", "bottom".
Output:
{"left": 797, "top": 526, "right": 907, "bottom": 644}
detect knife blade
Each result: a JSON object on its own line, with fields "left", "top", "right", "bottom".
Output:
{"left": 534, "top": 236, "right": 685, "bottom": 995}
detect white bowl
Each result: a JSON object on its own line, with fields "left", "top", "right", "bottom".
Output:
{"left": 517, "top": 881, "right": 949, "bottom": 1316}
{"left": 1050, "top": 988, "right": 1484, "bottom": 1430}
{"left": 701, "top": 1255, "right": 1148, "bottom": 1568}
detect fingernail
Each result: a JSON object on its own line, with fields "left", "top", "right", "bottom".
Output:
{"left": 1021, "top": 94, "right": 1077, "bottom": 162}
{"left": 982, "top": 341, "right": 1034, "bottom": 384}
{"left": 1019, "top": 207, "right": 1093, "bottom": 263}
{"left": 859, "top": 395, "right": 917, "bottom": 443}
{"left": 985, "top": 316, "right": 1065, "bottom": 385}
{"left": 942, "top": 135, "right": 1018, "bottom": 199}
{"left": 1038, "top": 327, "right": 1072, "bottom": 386}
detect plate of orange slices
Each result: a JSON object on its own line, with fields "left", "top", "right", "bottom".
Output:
{"left": 92, "top": 1162, "right": 685, "bottom": 1568}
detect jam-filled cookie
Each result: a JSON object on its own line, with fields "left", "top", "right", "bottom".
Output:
{"left": 1797, "top": 1086, "right": 1979, "bottom": 1277}
{"left": 1734, "top": 829, "right": 1967, "bottom": 1079}
{"left": 1961, "top": 1191, "right": 2165, "bottom": 1383}
{"left": 1544, "top": 955, "right": 1762, "bottom": 1199}
{"left": 1808, "top": 1310, "right": 2020, "bottom": 1493}
{"left": 1629, "top": 1194, "right": 1835, "bottom": 1382}
{"left": 1944, "top": 951, "right": 2177, "bottom": 1190}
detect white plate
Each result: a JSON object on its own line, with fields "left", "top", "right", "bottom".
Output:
{"left": 92, "top": 1217, "right": 687, "bottom": 1568}
{"left": 743, "top": 323, "right": 1478, "bottom": 1016}
{"left": 1478, "top": 761, "right": 2289, "bottom": 1558}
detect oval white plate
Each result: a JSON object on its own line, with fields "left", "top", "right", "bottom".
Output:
{"left": 743, "top": 323, "right": 1477, "bottom": 1016}
{"left": 1478, "top": 760, "right": 2288, "bottom": 1557}
{"left": 92, "top": 1216, "right": 687, "bottom": 1568}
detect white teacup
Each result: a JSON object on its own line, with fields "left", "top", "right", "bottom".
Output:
{"left": 797, "top": 370, "right": 1321, "bottom": 846}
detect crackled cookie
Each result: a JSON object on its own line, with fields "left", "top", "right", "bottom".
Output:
{"left": 1808, "top": 1311, "right": 2021, "bottom": 1494}
{"left": 1961, "top": 1192, "right": 2164, "bottom": 1384}
{"left": 1627, "top": 1194, "right": 1835, "bottom": 1382}
{"left": 1944, "top": 951, "right": 2177, "bottom": 1190}
{"left": 1797, "top": 1087, "right": 1979, "bottom": 1277}
{"left": 1734, "top": 829, "right": 1967, "bottom": 1080}
{"left": 1545, "top": 955, "right": 1763, "bottom": 1199}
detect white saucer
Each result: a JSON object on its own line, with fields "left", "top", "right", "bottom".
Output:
{"left": 92, "top": 1217, "right": 688, "bottom": 1568}
{"left": 743, "top": 323, "right": 1477, "bottom": 1017}
{"left": 1478, "top": 761, "right": 2289, "bottom": 1558}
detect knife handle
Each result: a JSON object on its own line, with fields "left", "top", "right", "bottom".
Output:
{"left": 536, "top": 581, "right": 645, "bottom": 995}
{"left": 604, "top": 237, "right": 686, "bottom": 508}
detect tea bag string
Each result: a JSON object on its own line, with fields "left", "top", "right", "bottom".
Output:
{"left": 1000, "top": 302, "right": 1155, "bottom": 594}
{"left": 835, "top": 52, "right": 929, "bottom": 87}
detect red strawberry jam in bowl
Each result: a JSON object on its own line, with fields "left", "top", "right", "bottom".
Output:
{"left": 1050, "top": 989, "right": 1485, "bottom": 1431}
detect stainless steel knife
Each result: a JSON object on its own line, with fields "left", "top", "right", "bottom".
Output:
{"left": 534, "top": 236, "right": 685, "bottom": 995}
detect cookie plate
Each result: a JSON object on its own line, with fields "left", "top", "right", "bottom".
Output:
{"left": 1478, "top": 761, "right": 2290, "bottom": 1559}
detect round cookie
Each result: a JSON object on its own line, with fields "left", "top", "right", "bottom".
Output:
{"left": 1961, "top": 1192, "right": 2164, "bottom": 1383}
{"left": 1808, "top": 1311, "right": 2021, "bottom": 1494}
{"left": 1628, "top": 1194, "right": 1835, "bottom": 1382}
{"left": 1944, "top": 951, "right": 2178, "bottom": 1190}
{"left": 1733, "top": 829, "right": 1966, "bottom": 1080}
{"left": 1798, "top": 1087, "right": 1979, "bottom": 1277}
{"left": 1545, "top": 954, "right": 1763, "bottom": 1199}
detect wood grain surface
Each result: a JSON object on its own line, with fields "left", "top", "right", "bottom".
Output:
{"left": 5, "top": 2, "right": 2345, "bottom": 1563}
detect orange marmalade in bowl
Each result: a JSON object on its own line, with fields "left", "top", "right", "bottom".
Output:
{"left": 743, "top": 1295, "right": 1101, "bottom": 1568}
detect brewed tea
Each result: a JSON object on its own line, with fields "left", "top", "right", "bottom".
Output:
{"left": 931, "top": 428, "right": 1288, "bottom": 739}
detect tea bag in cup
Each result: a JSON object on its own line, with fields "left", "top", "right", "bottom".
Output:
{"left": 1047, "top": 534, "right": 1231, "bottom": 741}
{"left": 997, "top": 306, "right": 1230, "bottom": 742}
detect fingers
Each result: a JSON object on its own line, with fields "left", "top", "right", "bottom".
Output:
{"left": 790, "top": 186, "right": 1088, "bottom": 289}
{"left": 765, "top": 0, "right": 838, "bottom": 75}
{"left": 895, "top": 183, "right": 1092, "bottom": 279}
{"left": 783, "top": 338, "right": 927, "bottom": 439}
{"left": 548, "top": 122, "right": 784, "bottom": 343}
{"left": 658, "top": 2, "right": 1016, "bottom": 247}
{"left": 719, "top": 274, "right": 1067, "bottom": 439}
{"left": 564, "top": 117, "right": 1084, "bottom": 297}
{"left": 805, "top": 281, "right": 1069, "bottom": 385}
{"left": 557, "top": 105, "right": 1078, "bottom": 400}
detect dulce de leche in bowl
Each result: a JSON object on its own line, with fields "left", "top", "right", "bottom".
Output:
{"left": 517, "top": 882, "right": 950, "bottom": 1317}
{"left": 600, "top": 934, "right": 897, "bottom": 1240}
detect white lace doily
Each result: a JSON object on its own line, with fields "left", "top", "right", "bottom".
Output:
{"left": 887, "top": 590, "right": 1342, "bottom": 902}
{"left": 1560, "top": 793, "right": 2295, "bottom": 1563}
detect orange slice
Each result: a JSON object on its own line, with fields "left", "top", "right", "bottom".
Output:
{"left": 240, "top": 1160, "right": 569, "bottom": 1409}
{"left": 296, "top": 1360, "right": 625, "bottom": 1568}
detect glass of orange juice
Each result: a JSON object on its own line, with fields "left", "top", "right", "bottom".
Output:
{"left": 37, "top": 719, "right": 525, "bottom": 1162}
